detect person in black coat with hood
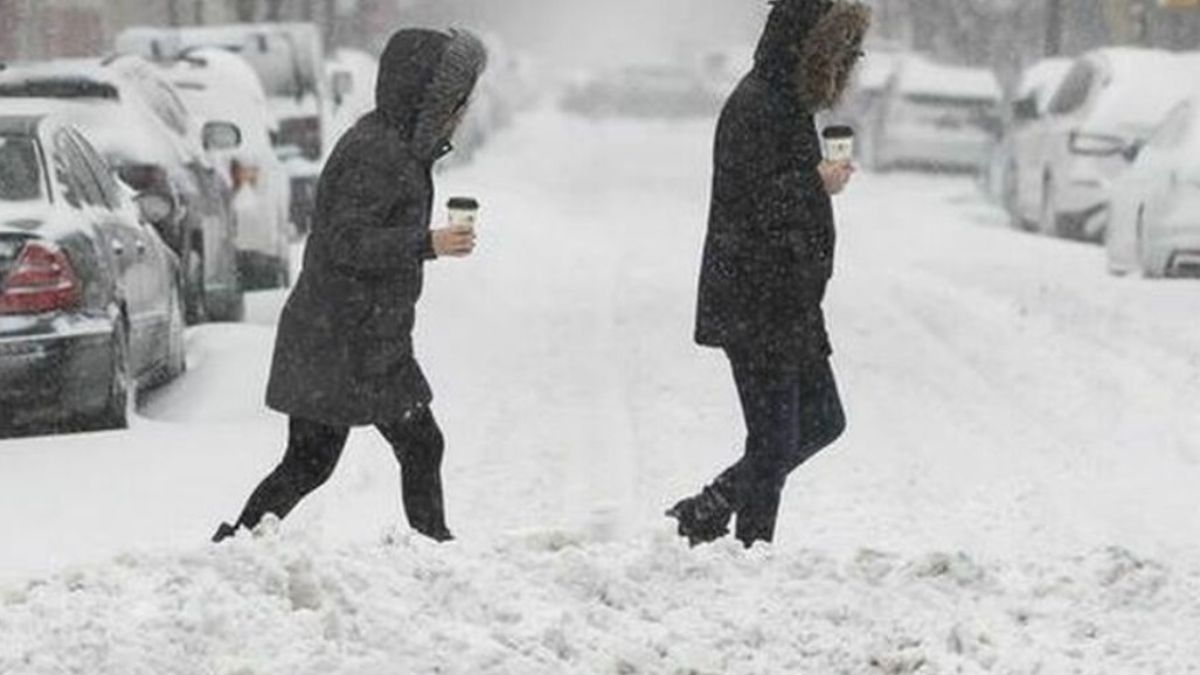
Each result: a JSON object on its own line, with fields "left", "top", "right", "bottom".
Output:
{"left": 213, "top": 28, "right": 487, "bottom": 544}
{"left": 668, "top": 0, "right": 871, "bottom": 548}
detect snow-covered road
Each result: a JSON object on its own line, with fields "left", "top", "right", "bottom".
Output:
{"left": 2, "top": 110, "right": 1199, "bottom": 673}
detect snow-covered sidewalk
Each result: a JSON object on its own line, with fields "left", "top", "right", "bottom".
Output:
{"left": 2, "top": 109, "right": 1199, "bottom": 672}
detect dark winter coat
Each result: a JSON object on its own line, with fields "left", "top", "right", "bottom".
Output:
{"left": 694, "top": 0, "right": 870, "bottom": 364}
{"left": 265, "top": 29, "right": 486, "bottom": 426}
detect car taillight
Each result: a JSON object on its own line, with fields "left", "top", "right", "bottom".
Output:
{"left": 231, "top": 159, "right": 260, "bottom": 191}
{"left": 0, "top": 241, "right": 81, "bottom": 315}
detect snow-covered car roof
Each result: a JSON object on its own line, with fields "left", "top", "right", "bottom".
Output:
{"left": 0, "top": 97, "right": 84, "bottom": 128}
{"left": 895, "top": 57, "right": 1002, "bottom": 102}
{"left": 163, "top": 48, "right": 276, "bottom": 148}
{"left": 1081, "top": 48, "right": 1196, "bottom": 138}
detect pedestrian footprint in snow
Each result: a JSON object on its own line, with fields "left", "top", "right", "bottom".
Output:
{"left": 668, "top": 0, "right": 871, "bottom": 548}
{"left": 213, "top": 28, "right": 487, "bottom": 544}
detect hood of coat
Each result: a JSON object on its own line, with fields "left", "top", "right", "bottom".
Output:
{"left": 753, "top": 0, "right": 872, "bottom": 111}
{"left": 375, "top": 28, "right": 488, "bottom": 160}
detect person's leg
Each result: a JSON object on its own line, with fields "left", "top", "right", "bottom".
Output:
{"left": 214, "top": 417, "right": 350, "bottom": 541}
{"left": 715, "top": 352, "right": 800, "bottom": 546}
{"left": 725, "top": 357, "right": 846, "bottom": 547}
{"left": 377, "top": 405, "right": 453, "bottom": 542}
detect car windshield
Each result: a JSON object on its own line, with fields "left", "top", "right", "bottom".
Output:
{"left": 0, "top": 135, "right": 44, "bottom": 203}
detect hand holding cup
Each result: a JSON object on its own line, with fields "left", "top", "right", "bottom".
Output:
{"left": 433, "top": 197, "right": 480, "bottom": 258}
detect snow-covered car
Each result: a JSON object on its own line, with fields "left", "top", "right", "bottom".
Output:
{"left": 0, "top": 56, "right": 244, "bottom": 323}
{"left": 870, "top": 56, "right": 1003, "bottom": 172}
{"left": 1012, "top": 48, "right": 1192, "bottom": 241}
{"left": 0, "top": 102, "right": 185, "bottom": 433}
{"left": 839, "top": 47, "right": 908, "bottom": 169}
{"left": 561, "top": 65, "right": 723, "bottom": 119}
{"left": 1106, "top": 94, "right": 1200, "bottom": 278}
{"left": 984, "top": 57, "right": 1073, "bottom": 223}
{"left": 116, "top": 23, "right": 333, "bottom": 236}
{"left": 165, "top": 48, "right": 293, "bottom": 290}
{"left": 326, "top": 48, "right": 379, "bottom": 148}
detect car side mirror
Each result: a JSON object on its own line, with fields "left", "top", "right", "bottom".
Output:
{"left": 203, "top": 121, "right": 242, "bottom": 151}
{"left": 331, "top": 71, "right": 353, "bottom": 106}
{"left": 135, "top": 191, "right": 174, "bottom": 225}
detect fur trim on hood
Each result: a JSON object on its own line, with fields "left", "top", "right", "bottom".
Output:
{"left": 754, "top": 0, "right": 872, "bottom": 110}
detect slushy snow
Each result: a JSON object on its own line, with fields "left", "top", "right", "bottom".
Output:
{"left": 1, "top": 110, "right": 1199, "bottom": 673}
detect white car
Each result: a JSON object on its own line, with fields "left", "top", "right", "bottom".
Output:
{"left": 117, "top": 23, "right": 333, "bottom": 235}
{"left": 1106, "top": 93, "right": 1200, "bottom": 278}
{"left": 1012, "top": 48, "right": 1192, "bottom": 242}
{"left": 871, "top": 56, "right": 1002, "bottom": 172}
{"left": 326, "top": 48, "right": 379, "bottom": 148}
{"left": 166, "top": 48, "right": 293, "bottom": 289}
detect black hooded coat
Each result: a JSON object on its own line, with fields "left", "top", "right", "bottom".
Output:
{"left": 694, "top": 0, "right": 865, "bottom": 363}
{"left": 265, "top": 29, "right": 486, "bottom": 426}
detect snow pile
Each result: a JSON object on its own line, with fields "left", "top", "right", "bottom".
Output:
{"left": 2, "top": 525, "right": 1197, "bottom": 675}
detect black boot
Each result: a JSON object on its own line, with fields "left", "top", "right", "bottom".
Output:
{"left": 665, "top": 484, "right": 734, "bottom": 547}
{"left": 212, "top": 522, "right": 238, "bottom": 543}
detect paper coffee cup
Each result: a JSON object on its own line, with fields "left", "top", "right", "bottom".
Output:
{"left": 447, "top": 196, "right": 480, "bottom": 229}
{"left": 821, "top": 125, "right": 855, "bottom": 163}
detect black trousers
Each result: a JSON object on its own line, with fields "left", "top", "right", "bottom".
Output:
{"left": 715, "top": 350, "right": 846, "bottom": 546}
{"left": 231, "top": 405, "right": 450, "bottom": 538}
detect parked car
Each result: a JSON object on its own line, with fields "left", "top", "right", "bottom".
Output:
{"left": 0, "top": 56, "right": 244, "bottom": 322}
{"left": 165, "top": 48, "right": 293, "bottom": 290}
{"left": 1012, "top": 48, "right": 1192, "bottom": 242}
{"left": 983, "top": 57, "right": 1073, "bottom": 223}
{"left": 326, "top": 47, "right": 378, "bottom": 147}
{"left": 1106, "top": 93, "right": 1200, "bottom": 278}
{"left": 116, "top": 23, "right": 333, "bottom": 236}
{"left": 561, "top": 65, "right": 723, "bottom": 119}
{"left": 870, "top": 56, "right": 1003, "bottom": 172}
{"left": 839, "top": 46, "right": 908, "bottom": 169}
{"left": 0, "top": 101, "right": 185, "bottom": 434}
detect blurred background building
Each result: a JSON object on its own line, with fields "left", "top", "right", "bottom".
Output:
{"left": 2, "top": 0, "right": 1199, "bottom": 87}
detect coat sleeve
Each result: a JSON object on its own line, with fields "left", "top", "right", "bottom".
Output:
{"left": 320, "top": 149, "right": 435, "bottom": 276}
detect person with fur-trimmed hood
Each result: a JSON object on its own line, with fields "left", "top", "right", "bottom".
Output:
{"left": 213, "top": 28, "right": 487, "bottom": 544}
{"left": 668, "top": 0, "right": 871, "bottom": 548}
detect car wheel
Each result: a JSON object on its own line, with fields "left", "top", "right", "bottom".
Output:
{"left": 96, "top": 320, "right": 132, "bottom": 431}
{"left": 1038, "top": 176, "right": 1061, "bottom": 237}
{"left": 167, "top": 281, "right": 187, "bottom": 378}
{"left": 183, "top": 245, "right": 206, "bottom": 325}
{"left": 1136, "top": 212, "right": 1164, "bottom": 279}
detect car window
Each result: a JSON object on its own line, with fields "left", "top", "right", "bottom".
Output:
{"left": 1047, "top": 61, "right": 1094, "bottom": 116}
{"left": 131, "top": 73, "right": 191, "bottom": 139}
{"left": 0, "top": 135, "right": 44, "bottom": 202}
{"left": 68, "top": 129, "right": 124, "bottom": 210}
{"left": 53, "top": 130, "right": 105, "bottom": 209}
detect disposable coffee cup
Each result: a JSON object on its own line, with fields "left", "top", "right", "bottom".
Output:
{"left": 821, "top": 125, "right": 855, "bottom": 163}
{"left": 447, "top": 197, "right": 480, "bottom": 229}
